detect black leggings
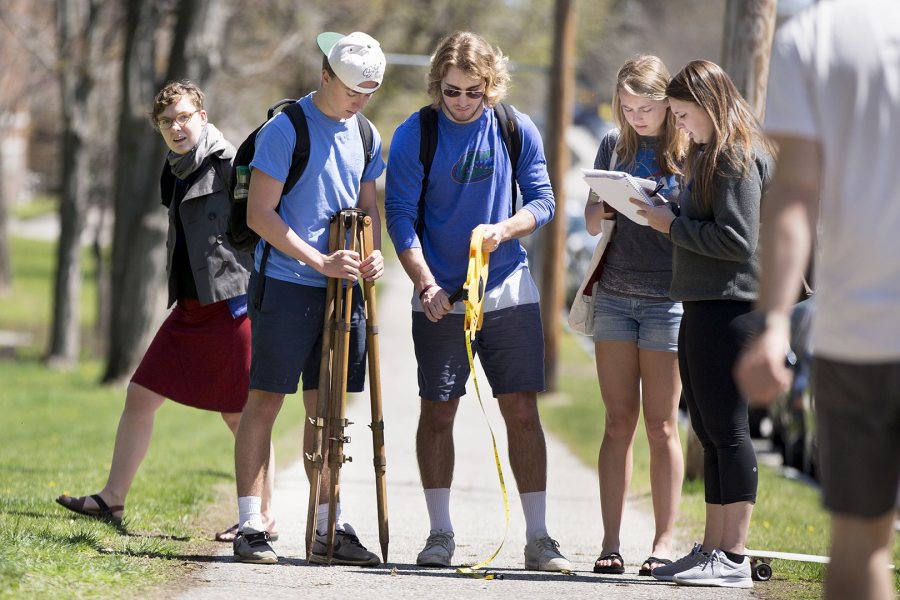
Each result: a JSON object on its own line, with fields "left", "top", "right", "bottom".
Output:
{"left": 679, "top": 300, "right": 757, "bottom": 505}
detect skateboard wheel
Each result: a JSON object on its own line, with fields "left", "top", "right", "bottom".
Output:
{"left": 753, "top": 562, "right": 773, "bottom": 581}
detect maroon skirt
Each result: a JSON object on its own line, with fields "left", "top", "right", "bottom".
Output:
{"left": 131, "top": 298, "right": 251, "bottom": 413}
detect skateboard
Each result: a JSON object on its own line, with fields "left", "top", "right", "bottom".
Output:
{"left": 746, "top": 549, "right": 896, "bottom": 582}
{"left": 745, "top": 549, "right": 829, "bottom": 581}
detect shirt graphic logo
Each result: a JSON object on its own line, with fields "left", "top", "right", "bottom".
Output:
{"left": 452, "top": 150, "right": 494, "bottom": 183}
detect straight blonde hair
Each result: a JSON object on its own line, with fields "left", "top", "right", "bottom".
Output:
{"left": 612, "top": 55, "right": 685, "bottom": 176}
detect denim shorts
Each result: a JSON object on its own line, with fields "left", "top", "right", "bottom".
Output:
{"left": 248, "top": 273, "right": 366, "bottom": 395}
{"left": 592, "top": 289, "right": 682, "bottom": 353}
{"left": 411, "top": 303, "right": 545, "bottom": 401}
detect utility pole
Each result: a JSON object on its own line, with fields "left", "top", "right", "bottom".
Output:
{"left": 684, "top": 0, "right": 777, "bottom": 481}
{"left": 540, "top": 0, "right": 576, "bottom": 392}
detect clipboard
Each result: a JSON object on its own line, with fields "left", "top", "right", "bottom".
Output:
{"left": 582, "top": 169, "right": 667, "bottom": 226}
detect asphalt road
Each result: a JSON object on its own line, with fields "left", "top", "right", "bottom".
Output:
{"left": 167, "top": 264, "right": 757, "bottom": 600}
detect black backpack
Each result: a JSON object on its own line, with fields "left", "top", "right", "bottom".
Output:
{"left": 415, "top": 102, "right": 522, "bottom": 239}
{"left": 226, "top": 98, "right": 375, "bottom": 253}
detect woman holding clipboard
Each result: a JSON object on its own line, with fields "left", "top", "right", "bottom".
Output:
{"left": 584, "top": 55, "right": 687, "bottom": 578}
{"left": 637, "top": 60, "right": 775, "bottom": 588}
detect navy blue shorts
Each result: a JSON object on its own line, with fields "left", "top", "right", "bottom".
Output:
{"left": 248, "top": 273, "right": 366, "bottom": 395}
{"left": 411, "top": 303, "right": 545, "bottom": 401}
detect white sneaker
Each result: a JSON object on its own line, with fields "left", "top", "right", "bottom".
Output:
{"left": 416, "top": 530, "right": 455, "bottom": 567}
{"left": 673, "top": 548, "right": 753, "bottom": 588}
{"left": 524, "top": 535, "right": 572, "bottom": 572}
{"left": 651, "top": 543, "right": 708, "bottom": 581}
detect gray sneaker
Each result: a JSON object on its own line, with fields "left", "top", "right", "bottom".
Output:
{"left": 416, "top": 530, "right": 455, "bottom": 567}
{"left": 233, "top": 530, "right": 278, "bottom": 564}
{"left": 673, "top": 549, "right": 753, "bottom": 588}
{"left": 310, "top": 523, "right": 381, "bottom": 567}
{"left": 524, "top": 535, "right": 572, "bottom": 571}
{"left": 651, "top": 543, "right": 708, "bottom": 581}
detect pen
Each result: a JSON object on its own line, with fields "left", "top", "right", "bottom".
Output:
{"left": 650, "top": 181, "right": 665, "bottom": 197}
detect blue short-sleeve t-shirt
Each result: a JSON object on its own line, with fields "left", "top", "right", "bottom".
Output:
{"left": 250, "top": 93, "right": 385, "bottom": 287}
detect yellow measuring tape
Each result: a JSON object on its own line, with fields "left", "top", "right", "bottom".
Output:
{"left": 455, "top": 226, "right": 510, "bottom": 580}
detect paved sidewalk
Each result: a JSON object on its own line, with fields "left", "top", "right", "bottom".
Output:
{"left": 175, "top": 265, "right": 756, "bottom": 600}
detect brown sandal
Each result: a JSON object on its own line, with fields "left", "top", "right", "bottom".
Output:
{"left": 56, "top": 494, "right": 124, "bottom": 524}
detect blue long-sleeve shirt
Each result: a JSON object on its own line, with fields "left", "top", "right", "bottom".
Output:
{"left": 385, "top": 105, "right": 554, "bottom": 292}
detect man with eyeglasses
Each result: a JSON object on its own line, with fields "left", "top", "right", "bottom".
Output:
{"left": 232, "top": 31, "right": 387, "bottom": 566}
{"left": 385, "top": 31, "right": 571, "bottom": 571}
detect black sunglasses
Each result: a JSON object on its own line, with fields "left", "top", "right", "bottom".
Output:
{"left": 441, "top": 87, "right": 485, "bottom": 99}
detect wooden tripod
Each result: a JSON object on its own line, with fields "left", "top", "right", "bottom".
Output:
{"left": 305, "top": 208, "right": 389, "bottom": 564}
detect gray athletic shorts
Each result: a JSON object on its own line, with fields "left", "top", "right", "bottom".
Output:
{"left": 248, "top": 273, "right": 366, "bottom": 395}
{"left": 813, "top": 357, "right": 900, "bottom": 518}
{"left": 411, "top": 303, "right": 545, "bottom": 401}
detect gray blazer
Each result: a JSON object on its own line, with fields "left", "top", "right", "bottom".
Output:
{"left": 161, "top": 157, "right": 253, "bottom": 308}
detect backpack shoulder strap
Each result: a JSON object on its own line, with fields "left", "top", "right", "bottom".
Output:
{"left": 416, "top": 105, "right": 439, "bottom": 238}
{"left": 493, "top": 102, "right": 522, "bottom": 215}
{"left": 355, "top": 112, "right": 375, "bottom": 169}
{"left": 282, "top": 102, "right": 310, "bottom": 196}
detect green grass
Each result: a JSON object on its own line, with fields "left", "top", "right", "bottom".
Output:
{"left": 9, "top": 195, "right": 58, "bottom": 221}
{"left": 0, "top": 236, "right": 304, "bottom": 598}
{"left": 540, "top": 332, "right": 900, "bottom": 599}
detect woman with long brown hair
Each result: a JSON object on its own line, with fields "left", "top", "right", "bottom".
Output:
{"left": 636, "top": 59, "right": 775, "bottom": 589}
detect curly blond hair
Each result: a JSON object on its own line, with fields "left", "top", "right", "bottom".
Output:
{"left": 427, "top": 31, "right": 510, "bottom": 109}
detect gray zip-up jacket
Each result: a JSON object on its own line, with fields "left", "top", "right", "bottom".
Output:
{"left": 668, "top": 146, "right": 774, "bottom": 302}
{"left": 160, "top": 156, "right": 253, "bottom": 308}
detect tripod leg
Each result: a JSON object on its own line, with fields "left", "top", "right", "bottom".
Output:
{"left": 361, "top": 215, "right": 389, "bottom": 563}
{"left": 325, "top": 210, "right": 356, "bottom": 563}
{"left": 305, "top": 215, "right": 340, "bottom": 561}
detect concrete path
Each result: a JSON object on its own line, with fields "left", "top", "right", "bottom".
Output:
{"left": 175, "top": 265, "right": 756, "bottom": 600}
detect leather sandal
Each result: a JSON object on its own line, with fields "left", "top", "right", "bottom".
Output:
{"left": 56, "top": 493, "right": 124, "bottom": 525}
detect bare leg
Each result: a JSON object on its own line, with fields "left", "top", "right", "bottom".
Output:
{"left": 417, "top": 398, "right": 459, "bottom": 489}
{"left": 92, "top": 383, "right": 166, "bottom": 514}
{"left": 594, "top": 340, "right": 640, "bottom": 562}
{"left": 702, "top": 503, "right": 724, "bottom": 551}
{"left": 638, "top": 348, "right": 683, "bottom": 560}
{"left": 235, "top": 390, "right": 283, "bottom": 499}
{"left": 224, "top": 411, "right": 275, "bottom": 530}
{"left": 719, "top": 500, "right": 754, "bottom": 554}
{"left": 496, "top": 392, "right": 546, "bottom": 493}
{"left": 826, "top": 511, "right": 896, "bottom": 600}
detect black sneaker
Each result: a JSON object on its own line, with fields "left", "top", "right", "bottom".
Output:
{"left": 233, "top": 530, "right": 278, "bottom": 564}
{"left": 309, "top": 523, "right": 380, "bottom": 566}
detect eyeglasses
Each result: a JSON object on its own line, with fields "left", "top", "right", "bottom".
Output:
{"left": 156, "top": 110, "right": 198, "bottom": 130}
{"left": 441, "top": 87, "right": 485, "bottom": 100}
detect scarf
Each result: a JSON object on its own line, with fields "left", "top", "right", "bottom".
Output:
{"left": 166, "top": 123, "right": 232, "bottom": 180}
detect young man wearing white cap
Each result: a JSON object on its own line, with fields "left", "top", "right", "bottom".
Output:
{"left": 232, "top": 31, "right": 387, "bottom": 566}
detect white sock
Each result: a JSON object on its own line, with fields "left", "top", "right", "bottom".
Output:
{"left": 424, "top": 488, "right": 453, "bottom": 533}
{"left": 238, "top": 496, "right": 264, "bottom": 533}
{"left": 316, "top": 502, "right": 344, "bottom": 535}
{"left": 520, "top": 491, "right": 547, "bottom": 542}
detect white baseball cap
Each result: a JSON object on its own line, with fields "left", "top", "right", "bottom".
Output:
{"left": 317, "top": 31, "right": 386, "bottom": 94}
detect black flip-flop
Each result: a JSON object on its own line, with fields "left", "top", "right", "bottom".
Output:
{"left": 593, "top": 551, "right": 626, "bottom": 574}
{"left": 638, "top": 556, "right": 672, "bottom": 576}
{"left": 56, "top": 493, "right": 124, "bottom": 525}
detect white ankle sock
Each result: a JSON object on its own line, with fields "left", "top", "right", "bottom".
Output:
{"left": 316, "top": 502, "right": 344, "bottom": 535}
{"left": 520, "top": 491, "right": 547, "bottom": 542}
{"left": 424, "top": 488, "right": 453, "bottom": 533}
{"left": 238, "top": 496, "right": 264, "bottom": 533}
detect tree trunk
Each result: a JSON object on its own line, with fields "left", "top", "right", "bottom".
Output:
{"left": 540, "top": 0, "right": 576, "bottom": 392}
{"left": 0, "top": 144, "right": 9, "bottom": 297}
{"left": 46, "top": 0, "right": 100, "bottom": 367}
{"left": 102, "top": 0, "right": 220, "bottom": 383}
{"left": 102, "top": 0, "right": 167, "bottom": 383}
{"left": 721, "top": 0, "right": 777, "bottom": 120}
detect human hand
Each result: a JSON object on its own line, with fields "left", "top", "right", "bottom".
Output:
{"left": 631, "top": 197, "right": 675, "bottom": 233}
{"left": 359, "top": 249, "right": 384, "bottom": 281}
{"left": 420, "top": 285, "right": 453, "bottom": 322}
{"left": 321, "top": 249, "right": 360, "bottom": 281}
{"left": 735, "top": 327, "right": 793, "bottom": 407}
{"left": 479, "top": 223, "right": 505, "bottom": 253}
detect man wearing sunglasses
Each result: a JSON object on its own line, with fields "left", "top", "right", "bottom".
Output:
{"left": 385, "top": 31, "right": 570, "bottom": 572}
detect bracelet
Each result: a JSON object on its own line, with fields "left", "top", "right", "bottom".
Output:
{"left": 419, "top": 283, "right": 438, "bottom": 301}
